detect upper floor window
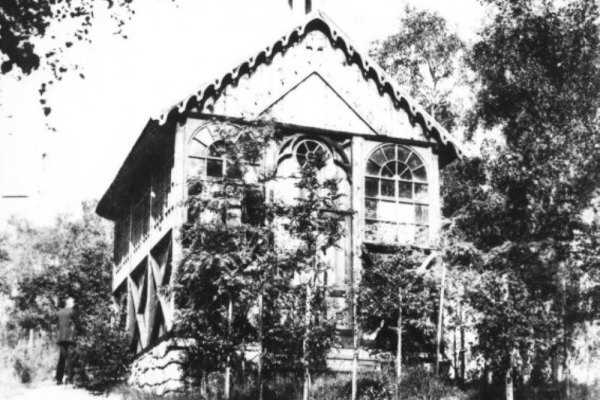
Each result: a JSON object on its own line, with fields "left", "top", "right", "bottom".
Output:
{"left": 189, "top": 136, "right": 228, "bottom": 178}
{"left": 364, "top": 144, "right": 429, "bottom": 244}
{"left": 295, "top": 139, "right": 330, "bottom": 169}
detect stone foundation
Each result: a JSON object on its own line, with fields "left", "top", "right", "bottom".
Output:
{"left": 129, "top": 340, "right": 383, "bottom": 395}
{"left": 129, "top": 339, "right": 188, "bottom": 396}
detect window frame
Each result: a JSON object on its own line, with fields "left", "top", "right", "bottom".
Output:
{"left": 364, "top": 144, "right": 430, "bottom": 243}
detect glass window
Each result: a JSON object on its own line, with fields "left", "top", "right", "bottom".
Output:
{"left": 364, "top": 144, "right": 429, "bottom": 244}
{"left": 188, "top": 138, "right": 227, "bottom": 178}
{"left": 295, "top": 139, "right": 330, "bottom": 169}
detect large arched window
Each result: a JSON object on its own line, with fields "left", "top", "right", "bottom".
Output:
{"left": 364, "top": 144, "right": 429, "bottom": 244}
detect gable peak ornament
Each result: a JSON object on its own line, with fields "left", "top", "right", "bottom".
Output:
{"left": 288, "top": 0, "right": 315, "bottom": 16}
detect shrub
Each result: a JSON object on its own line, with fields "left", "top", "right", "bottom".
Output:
{"left": 0, "top": 329, "right": 57, "bottom": 384}
{"left": 73, "top": 311, "right": 132, "bottom": 392}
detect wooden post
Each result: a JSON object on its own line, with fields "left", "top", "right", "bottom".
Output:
{"left": 397, "top": 287, "right": 402, "bottom": 387}
{"left": 350, "top": 136, "right": 364, "bottom": 400}
{"left": 351, "top": 279, "right": 358, "bottom": 400}
{"left": 225, "top": 296, "right": 233, "bottom": 400}
{"left": 435, "top": 261, "right": 446, "bottom": 376}
{"left": 258, "top": 291, "right": 264, "bottom": 400}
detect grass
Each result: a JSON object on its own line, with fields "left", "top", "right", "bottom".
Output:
{"left": 0, "top": 328, "right": 57, "bottom": 384}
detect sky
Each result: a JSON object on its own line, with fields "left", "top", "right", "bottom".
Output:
{"left": 0, "top": 0, "right": 485, "bottom": 227}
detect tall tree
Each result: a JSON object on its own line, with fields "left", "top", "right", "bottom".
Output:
{"left": 442, "top": 0, "right": 600, "bottom": 397}
{"left": 370, "top": 6, "right": 467, "bottom": 130}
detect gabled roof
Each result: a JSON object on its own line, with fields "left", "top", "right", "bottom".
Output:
{"left": 98, "top": 10, "right": 465, "bottom": 220}
{"left": 152, "top": 11, "right": 464, "bottom": 160}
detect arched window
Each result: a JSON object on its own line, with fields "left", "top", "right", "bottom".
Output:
{"left": 364, "top": 144, "right": 429, "bottom": 244}
{"left": 188, "top": 137, "right": 228, "bottom": 178}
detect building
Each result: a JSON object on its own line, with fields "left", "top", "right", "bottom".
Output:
{"left": 96, "top": 6, "right": 463, "bottom": 395}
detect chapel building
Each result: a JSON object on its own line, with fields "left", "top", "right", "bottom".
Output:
{"left": 96, "top": 5, "right": 463, "bottom": 394}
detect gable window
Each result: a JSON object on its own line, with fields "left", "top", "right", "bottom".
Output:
{"left": 295, "top": 139, "right": 330, "bottom": 169}
{"left": 364, "top": 144, "right": 429, "bottom": 244}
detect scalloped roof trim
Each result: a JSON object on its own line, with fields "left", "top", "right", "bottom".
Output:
{"left": 151, "top": 11, "right": 464, "bottom": 159}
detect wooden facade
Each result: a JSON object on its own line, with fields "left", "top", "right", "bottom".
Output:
{"left": 97, "top": 12, "right": 462, "bottom": 381}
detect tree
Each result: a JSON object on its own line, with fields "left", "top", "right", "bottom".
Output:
{"left": 175, "top": 123, "right": 347, "bottom": 400}
{"left": 442, "top": 0, "right": 600, "bottom": 398}
{"left": 358, "top": 249, "right": 438, "bottom": 390}
{"left": 370, "top": 6, "right": 467, "bottom": 130}
{"left": 0, "top": 0, "right": 134, "bottom": 76}
{"left": 9, "top": 202, "right": 131, "bottom": 390}
{"left": 174, "top": 122, "right": 277, "bottom": 397}
{"left": 283, "top": 149, "right": 347, "bottom": 400}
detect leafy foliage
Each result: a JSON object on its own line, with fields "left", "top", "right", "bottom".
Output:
{"left": 0, "top": 0, "right": 135, "bottom": 76}
{"left": 370, "top": 7, "right": 467, "bottom": 129}
{"left": 440, "top": 0, "right": 600, "bottom": 390}
{"left": 175, "top": 121, "right": 347, "bottom": 399}
{"left": 358, "top": 248, "right": 438, "bottom": 358}
{"left": 7, "top": 202, "right": 131, "bottom": 391}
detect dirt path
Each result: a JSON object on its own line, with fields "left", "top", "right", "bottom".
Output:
{"left": 0, "top": 380, "right": 124, "bottom": 400}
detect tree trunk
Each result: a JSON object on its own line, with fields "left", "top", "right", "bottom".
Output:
{"left": 303, "top": 274, "right": 314, "bottom": 400}
{"left": 258, "top": 291, "right": 264, "bottom": 400}
{"left": 396, "top": 287, "right": 402, "bottom": 400}
{"left": 225, "top": 296, "right": 233, "bottom": 400}
{"left": 460, "top": 301, "right": 466, "bottom": 385}
{"left": 435, "top": 261, "right": 446, "bottom": 376}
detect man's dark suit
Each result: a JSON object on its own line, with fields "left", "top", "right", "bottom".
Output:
{"left": 55, "top": 306, "right": 75, "bottom": 384}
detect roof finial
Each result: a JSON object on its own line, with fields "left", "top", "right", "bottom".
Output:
{"left": 288, "top": 0, "right": 313, "bottom": 16}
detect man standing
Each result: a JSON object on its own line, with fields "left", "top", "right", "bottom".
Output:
{"left": 56, "top": 297, "right": 76, "bottom": 385}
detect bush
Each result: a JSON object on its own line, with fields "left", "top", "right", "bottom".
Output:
{"left": 399, "top": 367, "right": 459, "bottom": 400}
{"left": 0, "top": 329, "right": 57, "bottom": 384}
{"left": 73, "top": 311, "right": 132, "bottom": 392}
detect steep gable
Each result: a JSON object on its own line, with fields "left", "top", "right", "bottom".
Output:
{"left": 260, "top": 72, "right": 376, "bottom": 135}
{"left": 154, "top": 12, "right": 464, "bottom": 162}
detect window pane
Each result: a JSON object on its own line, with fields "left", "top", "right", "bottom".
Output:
{"left": 376, "top": 200, "right": 396, "bottom": 221}
{"left": 398, "top": 181, "right": 412, "bottom": 199}
{"left": 365, "top": 199, "right": 377, "bottom": 219}
{"left": 370, "top": 149, "right": 387, "bottom": 165}
{"left": 366, "top": 160, "right": 380, "bottom": 175}
{"left": 382, "top": 145, "right": 395, "bottom": 162}
{"left": 406, "top": 153, "right": 423, "bottom": 170}
{"left": 396, "top": 203, "right": 415, "bottom": 224}
{"left": 396, "top": 224, "right": 417, "bottom": 244}
{"left": 188, "top": 158, "right": 206, "bottom": 176}
{"left": 189, "top": 140, "right": 207, "bottom": 157}
{"left": 381, "top": 179, "right": 395, "bottom": 197}
{"left": 365, "top": 178, "right": 378, "bottom": 197}
{"left": 399, "top": 164, "right": 412, "bottom": 180}
{"left": 415, "top": 183, "right": 428, "bottom": 201}
{"left": 381, "top": 162, "right": 395, "bottom": 177}
{"left": 207, "top": 159, "right": 223, "bottom": 177}
{"left": 416, "top": 205, "right": 429, "bottom": 225}
{"left": 365, "top": 220, "right": 379, "bottom": 241}
{"left": 397, "top": 146, "right": 411, "bottom": 163}
{"left": 209, "top": 142, "right": 225, "bottom": 157}
{"left": 415, "top": 225, "right": 429, "bottom": 244}
{"left": 413, "top": 166, "right": 427, "bottom": 182}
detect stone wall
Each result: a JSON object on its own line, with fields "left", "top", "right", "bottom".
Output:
{"left": 128, "top": 339, "right": 187, "bottom": 396}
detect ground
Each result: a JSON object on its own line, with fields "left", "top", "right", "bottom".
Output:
{"left": 0, "top": 380, "right": 123, "bottom": 400}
